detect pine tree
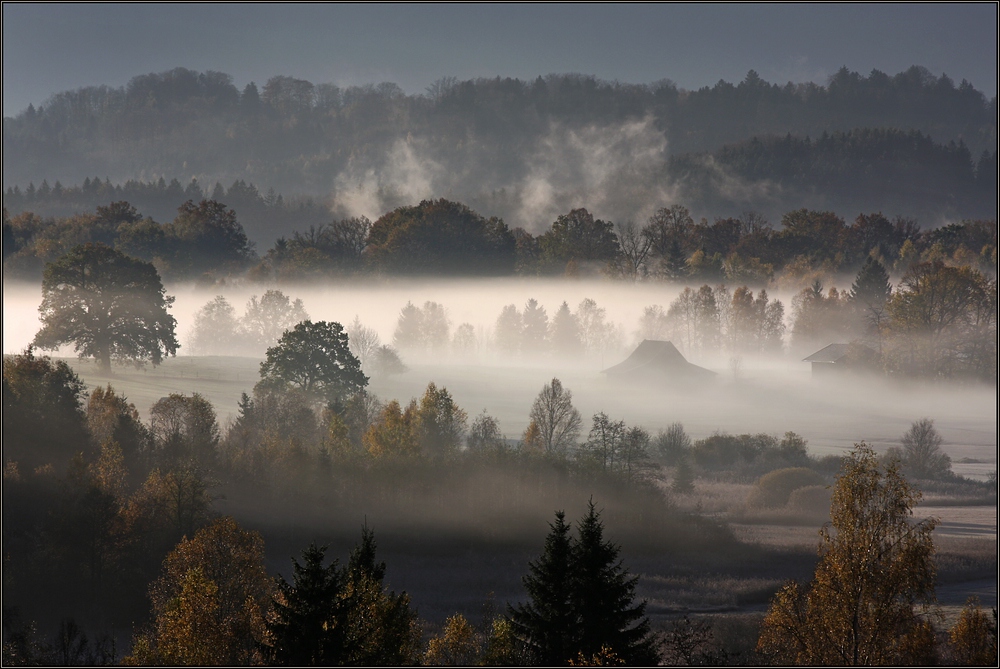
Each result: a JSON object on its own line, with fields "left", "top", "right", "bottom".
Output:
{"left": 522, "top": 298, "right": 550, "bottom": 353}
{"left": 392, "top": 301, "right": 425, "bottom": 350}
{"left": 662, "top": 238, "right": 689, "bottom": 279}
{"left": 509, "top": 511, "right": 577, "bottom": 665}
{"left": 267, "top": 528, "right": 419, "bottom": 666}
{"left": 549, "top": 301, "right": 583, "bottom": 356}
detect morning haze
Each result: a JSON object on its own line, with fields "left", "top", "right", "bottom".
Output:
{"left": 2, "top": 4, "right": 996, "bottom": 666}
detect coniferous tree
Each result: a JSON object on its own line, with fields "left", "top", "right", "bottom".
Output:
{"left": 850, "top": 256, "right": 892, "bottom": 351}
{"left": 549, "top": 302, "right": 583, "bottom": 357}
{"left": 508, "top": 511, "right": 576, "bottom": 665}
{"left": 571, "top": 501, "right": 660, "bottom": 665}
{"left": 267, "top": 543, "right": 346, "bottom": 666}
{"left": 392, "top": 301, "right": 425, "bottom": 351}
{"left": 510, "top": 505, "right": 659, "bottom": 665}
{"left": 521, "top": 298, "right": 550, "bottom": 353}
{"left": 340, "top": 527, "right": 420, "bottom": 666}
{"left": 672, "top": 458, "right": 696, "bottom": 494}
{"left": 267, "top": 528, "right": 419, "bottom": 666}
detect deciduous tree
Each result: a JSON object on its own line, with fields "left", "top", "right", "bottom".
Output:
{"left": 757, "top": 442, "right": 938, "bottom": 665}
{"left": 540, "top": 208, "right": 619, "bottom": 272}
{"left": 900, "top": 417, "right": 952, "bottom": 480}
{"left": 189, "top": 296, "right": 239, "bottom": 355}
{"left": 149, "top": 392, "right": 220, "bottom": 471}
{"left": 948, "top": 597, "right": 998, "bottom": 666}
{"left": 525, "top": 378, "right": 581, "bottom": 456}
{"left": 415, "top": 382, "right": 468, "bottom": 458}
{"left": 133, "top": 517, "right": 273, "bottom": 666}
{"left": 2, "top": 347, "right": 89, "bottom": 471}
{"left": 239, "top": 289, "right": 309, "bottom": 351}
{"left": 33, "top": 243, "right": 179, "bottom": 371}
{"left": 258, "top": 320, "right": 368, "bottom": 409}
{"left": 367, "top": 199, "right": 515, "bottom": 275}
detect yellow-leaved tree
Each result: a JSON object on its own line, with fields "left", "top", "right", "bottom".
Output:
{"left": 123, "top": 517, "right": 273, "bottom": 666}
{"left": 757, "top": 442, "right": 938, "bottom": 665}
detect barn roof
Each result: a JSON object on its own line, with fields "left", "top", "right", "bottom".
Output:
{"left": 802, "top": 343, "right": 853, "bottom": 363}
{"left": 802, "top": 343, "right": 878, "bottom": 364}
{"left": 601, "top": 340, "right": 716, "bottom": 381}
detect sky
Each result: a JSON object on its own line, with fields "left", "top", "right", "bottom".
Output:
{"left": 2, "top": 3, "right": 997, "bottom": 117}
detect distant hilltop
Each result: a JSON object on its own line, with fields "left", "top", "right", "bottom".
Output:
{"left": 3, "top": 66, "right": 996, "bottom": 228}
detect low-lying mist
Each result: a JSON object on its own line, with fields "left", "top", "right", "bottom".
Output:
{"left": 5, "top": 277, "right": 995, "bottom": 475}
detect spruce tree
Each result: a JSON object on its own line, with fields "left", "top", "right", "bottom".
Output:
{"left": 571, "top": 501, "right": 660, "bottom": 665}
{"left": 508, "top": 511, "right": 577, "bottom": 665}
{"left": 341, "top": 527, "right": 420, "bottom": 666}
{"left": 266, "top": 543, "right": 346, "bottom": 666}
{"left": 672, "top": 458, "right": 696, "bottom": 494}
{"left": 510, "top": 504, "right": 659, "bottom": 665}
{"left": 850, "top": 256, "right": 892, "bottom": 352}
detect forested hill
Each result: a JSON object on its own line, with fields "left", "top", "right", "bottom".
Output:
{"left": 3, "top": 65, "right": 997, "bottom": 229}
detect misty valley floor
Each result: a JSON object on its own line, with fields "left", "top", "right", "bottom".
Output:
{"left": 60, "top": 354, "right": 998, "bottom": 472}
{"left": 50, "top": 354, "right": 999, "bottom": 631}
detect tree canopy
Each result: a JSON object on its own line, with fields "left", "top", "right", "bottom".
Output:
{"left": 266, "top": 527, "right": 420, "bottom": 666}
{"left": 33, "top": 243, "right": 179, "bottom": 370}
{"left": 366, "top": 199, "right": 516, "bottom": 275}
{"left": 2, "top": 346, "right": 89, "bottom": 471}
{"left": 258, "top": 320, "right": 368, "bottom": 408}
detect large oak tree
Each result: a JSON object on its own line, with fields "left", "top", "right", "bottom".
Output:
{"left": 258, "top": 320, "right": 368, "bottom": 408}
{"left": 33, "top": 243, "right": 179, "bottom": 371}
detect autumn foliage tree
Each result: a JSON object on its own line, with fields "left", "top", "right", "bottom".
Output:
{"left": 948, "top": 597, "right": 998, "bottom": 666}
{"left": 757, "top": 442, "right": 938, "bottom": 665}
{"left": 125, "top": 517, "right": 274, "bottom": 666}
{"left": 367, "top": 198, "right": 516, "bottom": 275}
{"left": 2, "top": 347, "right": 89, "bottom": 471}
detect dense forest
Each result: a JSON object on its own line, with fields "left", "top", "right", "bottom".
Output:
{"left": 4, "top": 66, "right": 997, "bottom": 228}
{"left": 5, "top": 194, "right": 996, "bottom": 286}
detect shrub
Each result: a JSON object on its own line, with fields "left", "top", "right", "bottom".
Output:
{"left": 787, "top": 485, "right": 833, "bottom": 519}
{"left": 747, "top": 467, "right": 824, "bottom": 508}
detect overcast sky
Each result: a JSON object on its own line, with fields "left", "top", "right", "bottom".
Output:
{"left": 3, "top": 3, "right": 997, "bottom": 117}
